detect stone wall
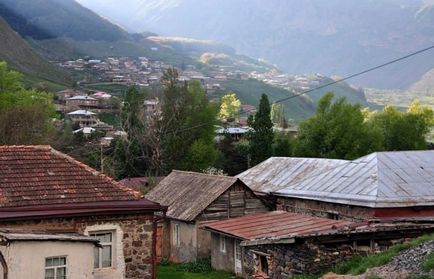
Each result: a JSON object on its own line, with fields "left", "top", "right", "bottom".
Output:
{"left": 0, "top": 213, "right": 155, "bottom": 279}
{"left": 276, "top": 197, "right": 373, "bottom": 221}
{"left": 243, "top": 239, "right": 355, "bottom": 279}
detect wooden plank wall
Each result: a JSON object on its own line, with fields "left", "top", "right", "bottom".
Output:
{"left": 198, "top": 182, "right": 268, "bottom": 221}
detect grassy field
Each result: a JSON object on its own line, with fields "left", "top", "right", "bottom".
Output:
{"left": 157, "top": 265, "right": 237, "bottom": 279}
{"left": 333, "top": 234, "right": 434, "bottom": 275}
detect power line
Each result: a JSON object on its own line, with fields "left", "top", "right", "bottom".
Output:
{"left": 170, "top": 44, "right": 434, "bottom": 134}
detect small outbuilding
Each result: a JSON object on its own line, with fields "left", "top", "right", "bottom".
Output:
{"left": 205, "top": 211, "right": 434, "bottom": 278}
{"left": 146, "top": 170, "right": 269, "bottom": 263}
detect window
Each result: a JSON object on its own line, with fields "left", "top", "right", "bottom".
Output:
{"left": 219, "top": 235, "right": 226, "bottom": 253}
{"left": 173, "top": 223, "right": 180, "bottom": 247}
{"left": 90, "top": 231, "right": 114, "bottom": 268}
{"left": 45, "top": 256, "right": 67, "bottom": 279}
{"left": 326, "top": 211, "right": 340, "bottom": 220}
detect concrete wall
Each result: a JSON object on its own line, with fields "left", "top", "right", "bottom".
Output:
{"left": 169, "top": 220, "right": 197, "bottom": 263}
{"left": 197, "top": 226, "right": 211, "bottom": 258}
{"left": 276, "top": 197, "right": 373, "bottom": 221}
{"left": 0, "top": 213, "right": 155, "bottom": 279}
{"left": 210, "top": 232, "right": 235, "bottom": 273}
{"left": 0, "top": 241, "right": 94, "bottom": 279}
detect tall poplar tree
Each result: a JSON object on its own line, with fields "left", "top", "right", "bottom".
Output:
{"left": 248, "top": 94, "right": 274, "bottom": 165}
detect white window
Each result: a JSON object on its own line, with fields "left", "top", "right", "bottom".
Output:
{"left": 173, "top": 223, "right": 180, "bottom": 247}
{"left": 219, "top": 235, "right": 226, "bottom": 253}
{"left": 90, "top": 231, "right": 114, "bottom": 268}
{"left": 45, "top": 256, "right": 67, "bottom": 279}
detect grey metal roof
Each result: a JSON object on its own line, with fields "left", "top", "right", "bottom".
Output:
{"left": 274, "top": 151, "right": 434, "bottom": 208}
{"left": 67, "top": 95, "right": 96, "bottom": 100}
{"left": 237, "top": 157, "right": 348, "bottom": 193}
{"left": 145, "top": 170, "right": 239, "bottom": 221}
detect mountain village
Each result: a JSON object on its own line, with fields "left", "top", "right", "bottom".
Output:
{"left": 2, "top": 1, "right": 434, "bottom": 279}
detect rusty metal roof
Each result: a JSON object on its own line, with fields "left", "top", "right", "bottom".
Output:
{"left": 145, "top": 170, "right": 239, "bottom": 221}
{"left": 204, "top": 211, "right": 350, "bottom": 241}
{"left": 275, "top": 151, "right": 434, "bottom": 208}
{"left": 237, "top": 157, "right": 348, "bottom": 193}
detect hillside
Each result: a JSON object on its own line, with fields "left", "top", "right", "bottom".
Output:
{"left": 221, "top": 79, "right": 316, "bottom": 120}
{"left": 148, "top": 36, "right": 277, "bottom": 73}
{"left": 0, "top": 17, "right": 71, "bottom": 86}
{"left": 77, "top": 0, "right": 434, "bottom": 89}
{"left": 0, "top": 0, "right": 195, "bottom": 67}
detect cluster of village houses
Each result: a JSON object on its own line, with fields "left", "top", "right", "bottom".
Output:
{"left": 54, "top": 87, "right": 260, "bottom": 146}
{"left": 1, "top": 144, "right": 434, "bottom": 279}
{"left": 57, "top": 56, "right": 227, "bottom": 95}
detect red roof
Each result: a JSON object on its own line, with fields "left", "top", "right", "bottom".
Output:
{"left": 0, "top": 145, "right": 157, "bottom": 208}
{"left": 204, "top": 211, "right": 351, "bottom": 240}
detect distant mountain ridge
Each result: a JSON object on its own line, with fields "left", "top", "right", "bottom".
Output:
{"left": 0, "top": 0, "right": 195, "bottom": 66}
{"left": 76, "top": 0, "right": 434, "bottom": 89}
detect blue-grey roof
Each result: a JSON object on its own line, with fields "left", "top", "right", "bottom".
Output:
{"left": 67, "top": 95, "right": 96, "bottom": 100}
{"left": 274, "top": 151, "right": 434, "bottom": 208}
{"left": 237, "top": 157, "right": 347, "bottom": 193}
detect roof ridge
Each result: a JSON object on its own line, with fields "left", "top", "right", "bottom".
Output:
{"left": 0, "top": 145, "right": 51, "bottom": 150}
{"left": 171, "top": 170, "right": 237, "bottom": 180}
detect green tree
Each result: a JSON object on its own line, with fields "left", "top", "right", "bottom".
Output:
{"left": 294, "top": 92, "right": 383, "bottom": 159}
{"left": 368, "top": 100, "right": 434, "bottom": 151}
{"left": 0, "top": 62, "right": 55, "bottom": 145}
{"left": 217, "top": 134, "right": 249, "bottom": 175}
{"left": 112, "top": 86, "right": 148, "bottom": 178}
{"left": 0, "top": 61, "right": 22, "bottom": 92}
{"left": 273, "top": 133, "right": 294, "bottom": 157}
{"left": 160, "top": 68, "right": 218, "bottom": 173}
{"left": 248, "top": 94, "right": 274, "bottom": 165}
{"left": 271, "top": 103, "right": 287, "bottom": 128}
{"left": 219, "top": 93, "right": 241, "bottom": 123}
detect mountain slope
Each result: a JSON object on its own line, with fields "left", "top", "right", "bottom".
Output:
{"left": 0, "top": 17, "right": 71, "bottom": 86}
{"left": 0, "top": 0, "right": 195, "bottom": 66}
{"left": 76, "top": 0, "right": 434, "bottom": 89}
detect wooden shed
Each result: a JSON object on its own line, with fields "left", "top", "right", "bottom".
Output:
{"left": 146, "top": 170, "right": 269, "bottom": 263}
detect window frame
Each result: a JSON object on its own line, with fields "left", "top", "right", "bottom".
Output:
{"left": 219, "top": 235, "right": 226, "bottom": 253}
{"left": 173, "top": 223, "right": 180, "bottom": 247}
{"left": 45, "top": 256, "right": 67, "bottom": 279}
{"left": 89, "top": 230, "right": 115, "bottom": 269}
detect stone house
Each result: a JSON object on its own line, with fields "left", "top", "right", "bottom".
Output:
{"left": 204, "top": 211, "right": 434, "bottom": 278}
{"left": 145, "top": 170, "right": 269, "bottom": 263}
{"left": 0, "top": 145, "right": 166, "bottom": 279}
{"left": 0, "top": 230, "right": 99, "bottom": 279}
{"left": 238, "top": 151, "right": 434, "bottom": 221}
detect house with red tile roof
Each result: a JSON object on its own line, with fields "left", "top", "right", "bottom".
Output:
{"left": 0, "top": 145, "right": 165, "bottom": 279}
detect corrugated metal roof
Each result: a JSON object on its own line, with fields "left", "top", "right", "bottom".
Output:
{"left": 237, "top": 157, "right": 348, "bottom": 193}
{"left": 204, "top": 211, "right": 350, "bottom": 241}
{"left": 275, "top": 151, "right": 434, "bottom": 208}
{"left": 145, "top": 170, "right": 238, "bottom": 221}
